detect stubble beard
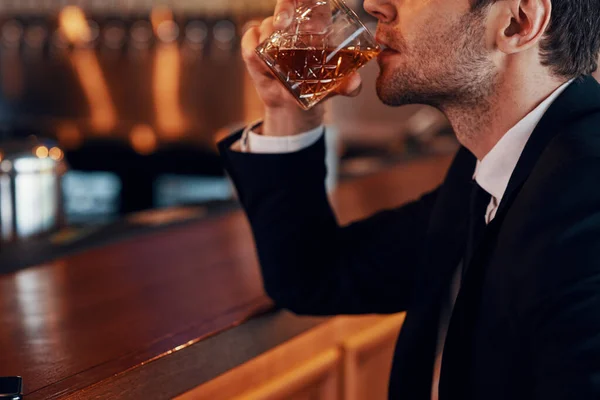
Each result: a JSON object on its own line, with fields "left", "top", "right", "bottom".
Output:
{"left": 375, "top": 9, "right": 497, "bottom": 112}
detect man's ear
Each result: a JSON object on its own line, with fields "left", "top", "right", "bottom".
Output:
{"left": 492, "top": 0, "right": 552, "bottom": 55}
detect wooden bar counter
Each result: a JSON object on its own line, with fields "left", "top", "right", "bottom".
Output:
{"left": 0, "top": 154, "right": 452, "bottom": 399}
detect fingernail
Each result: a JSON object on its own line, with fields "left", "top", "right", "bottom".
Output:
{"left": 275, "top": 12, "right": 291, "bottom": 27}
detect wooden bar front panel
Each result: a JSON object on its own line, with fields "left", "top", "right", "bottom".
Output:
{"left": 0, "top": 154, "right": 453, "bottom": 399}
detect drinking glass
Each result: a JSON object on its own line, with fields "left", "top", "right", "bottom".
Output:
{"left": 256, "top": 0, "right": 380, "bottom": 110}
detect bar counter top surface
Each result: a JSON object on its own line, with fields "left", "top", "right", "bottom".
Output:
{"left": 0, "top": 153, "right": 453, "bottom": 399}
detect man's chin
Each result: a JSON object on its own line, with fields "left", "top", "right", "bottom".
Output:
{"left": 376, "top": 89, "right": 404, "bottom": 107}
{"left": 376, "top": 76, "right": 413, "bottom": 107}
{"left": 376, "top": 71, "right": 443, "bottom": 108}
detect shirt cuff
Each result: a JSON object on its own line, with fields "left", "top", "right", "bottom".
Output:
{"left": 232, "top": 120, "right": 325, "bottom": 154}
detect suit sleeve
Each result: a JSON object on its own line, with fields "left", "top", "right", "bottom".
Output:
{"left": 219, "top": 130, "right": 439, "bottom": 315}
{"left": 516, "top": 157, "right": 600, "bottom": 399}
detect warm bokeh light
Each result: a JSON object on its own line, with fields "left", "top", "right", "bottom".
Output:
{"left": 130, "top": 20, "right": 153, "bottom": 48}
{"left": 70, "top": 50, "right": 118, "bottom": 134}
{"left": 130, "top": 124, "right": 158, "bottom": 155}
{"left": 58, "top": 6, "right": 91, "bottom": 45}
{"left": 103, "top": 21, "right": 127, "bottom": 49}
{"left": 185, "top": 21, "right": 208, "bottom": 46}
{"left": 59, "top": 6, "right": 117, "bottom": 134}
{"left": 56, "top": 122, "right": 83, "bottom": 150}
{"left": 49, "top": 147, "right": 64, "bottom": 161}
{"left": 25, "top": 25, "right": 49, "bottom": 49}
{"left": 35, "top": 146, "right": 49, "bottom": 159}
{"left": 1, "top": 19, "right": 23, "bottom": 49}
{"left": 150, "top": 6, "right": 187, "bottom": 138}
{"left": 156, "top": 20, "right": 179, "bottom": 43}
{"left": 151, "top": 7, "right": 174, "bottom": 36}
{"left": 154, "top": 43, "right": 187, "bottom": 139}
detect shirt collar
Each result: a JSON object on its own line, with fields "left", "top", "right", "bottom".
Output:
{"left": 474, "top": 79, "right": 574, "bottom": 202}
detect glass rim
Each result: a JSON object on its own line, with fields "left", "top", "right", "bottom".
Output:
{"left": 328, "top": 0, "right": 379, "bottom": 47}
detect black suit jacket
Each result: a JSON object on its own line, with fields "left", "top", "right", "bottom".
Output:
{"left": 219, "top": 76, "right": 600, "bottom": 399}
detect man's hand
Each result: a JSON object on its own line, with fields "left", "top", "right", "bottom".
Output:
{"left": 241, "top": 0, "right": 364, "bottom": 136}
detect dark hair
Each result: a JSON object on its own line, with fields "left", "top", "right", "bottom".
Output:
{"left": 473, "top": 0, "right": 600, "bottom": 78}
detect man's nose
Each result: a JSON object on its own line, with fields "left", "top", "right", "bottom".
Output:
{"left": 363, "top": 0, "right": 396, "bottom": 24}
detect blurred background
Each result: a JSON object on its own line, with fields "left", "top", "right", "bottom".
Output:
{"left": 0, "top": 0, "right": 488, "bottom": 259}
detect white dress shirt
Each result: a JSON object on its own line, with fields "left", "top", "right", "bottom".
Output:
{"left": 474, "top": 79, "right": 574, "bottom": 224}
{"left": 236, "top": 120, "right": 324, "bottom": 153}
{"left": 431, "top": 78, "right": 573, "bottom": 400}
{"left": 234, "top": 79, "right": 573, "bottom": 399}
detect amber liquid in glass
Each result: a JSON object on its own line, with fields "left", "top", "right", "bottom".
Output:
{"left": 265, "top": 47, "right": 380, "bottom": 109}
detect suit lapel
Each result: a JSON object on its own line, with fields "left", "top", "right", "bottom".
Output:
{"left": 439, "top": 75, "right": 600, "bottom": 400}
{"left": 389, "top": 146, "right": 476, "bottom": 400}
{"left": 421, "top": 146, "right": 477, "bottom": 294}
{"left": 498, "top": 76, "right": 600, "bottom": 217}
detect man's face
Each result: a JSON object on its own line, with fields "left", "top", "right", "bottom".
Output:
{"left": 364, "top": 0, "right": 498, "bottom": 108}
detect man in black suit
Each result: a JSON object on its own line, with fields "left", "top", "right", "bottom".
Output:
{"left": 219, "top": 0, "right": 600, "bottom": 398}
